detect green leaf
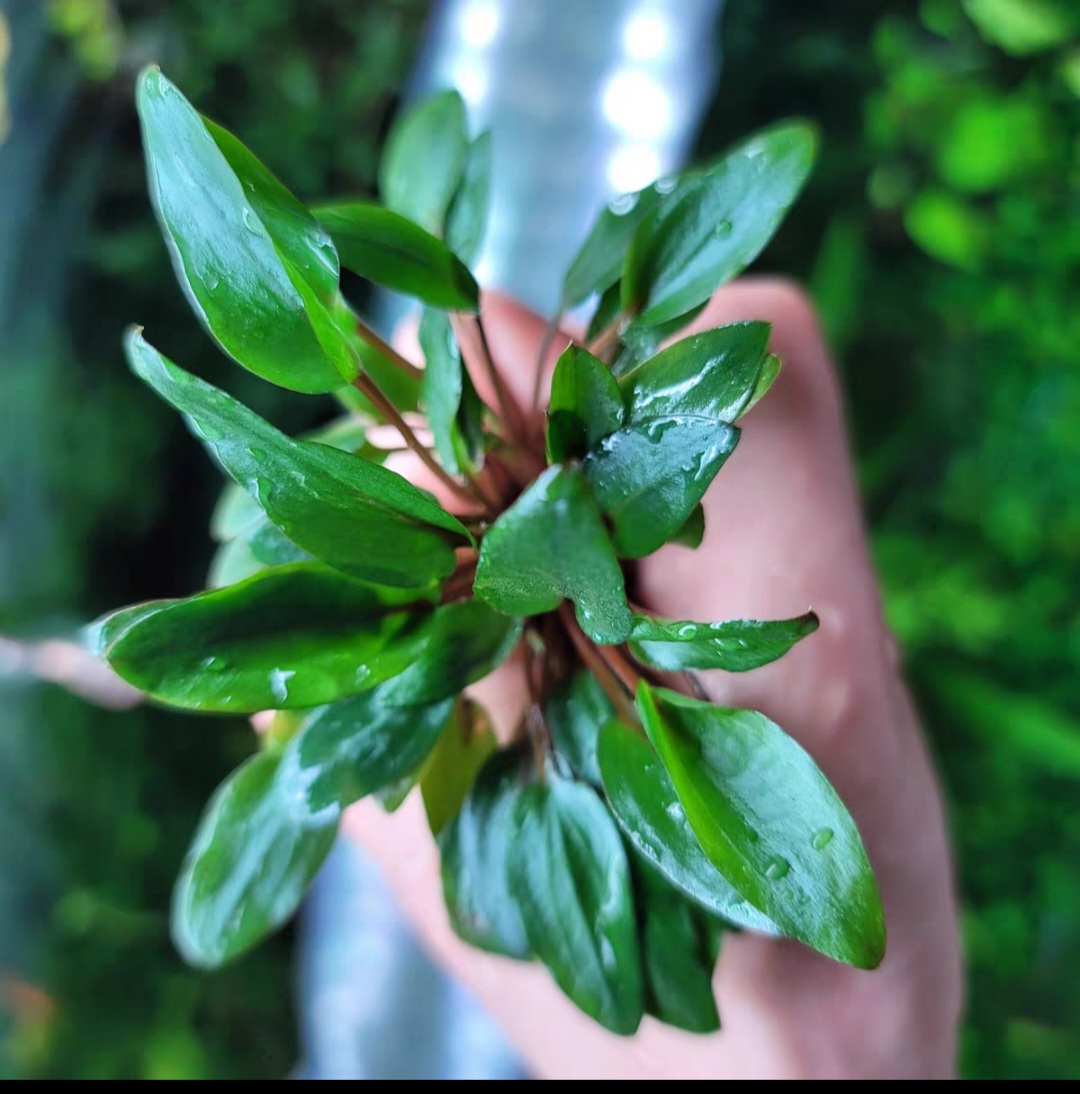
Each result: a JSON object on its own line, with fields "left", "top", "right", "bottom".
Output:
{"left": 563, "top": 183, "right": 666, "bottom": 308}
{"left": 380, "top": 91, "right": 469, "bottom": 235}
{"left": 584, "top": 417, "right": 739, "bottom": 558}
{"left": 208, "top": 534, "right": 265, "bottom": 589}
{"left": 620, "top": 323, "right": 771, "bottom": 425}
{"left": 248, "top": 521, "right": 311, "bottom": 567}
{"left": 637, "top": 686, "right": 885, "bottom": 968}
{"left": 545, "top": 344, "right": 626, "bottom": 463}
{"left": 419, "top": 309, "right": 485, "bottom": 476}
{"left": 597, "top": 719, "right": 778, "bottom": 931}
{"left": 585, "top": 281, "right": 623, "bottom": 342}
{"left": 669, "top": 504, "right": 705, "bottom": 549}
{"left": 622, "top": 123, "right": 817, "bottom": 332}
{"left": 377, "top": 598, "right": 523, "bottom": 706}
{"left": 135, "top": 68, "right": 354, "bottom": 393}
{"left": 278, "top": 684, "right": 454, "bottom": 820}
{"left": 446, "top": 131, "right": 493, "bottom": 265}
{"left": 313, "top": 201, "right": 478, "bottom": 312}
{"left": 963, "top": 0, "right": 1078, "bottom": 56}
{"left": 93, "top": 563, "right": 433, "bottom": 713}
{"left": 628, "top": 611, "right": 819, "bottom": 673}
{"left": 421, "top": 698, "right": 498, "bottom": 835}
{"left": 546, "top": 670, "right": 614, "bottom": 787}
{"left": 172, "top": 752, "right": 336, "bottom": 968}
{"left": 474, "top": 465, "right": 633, "bottom": 644}
{"left": 508, "top": 772, "right": 644, "bottom": 1034}
{"left": 127, "top": 331, "right": 471, "bottom": 588}
{"left": 743, "top": 352, "right": 782, "bottom": 415}
{"left": 440, "top": 747, "right": 533, "bottom": 959}
{"left": 637, "top": 865, "right": 721, "bottom": 1034}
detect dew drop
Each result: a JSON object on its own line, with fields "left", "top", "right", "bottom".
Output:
{"left": 200, "top": 656, "right": 227, "bottom": 674}
{"left": 269, "top": 668, "right": 295, "bottom": 704}
{"left": 676, "top": 624, "right": 696, "bottom": 639}
{"left": 665, "top": 801, "right": 685, "bottom": 823}
{"left": 812, "top": 828, "right": 834, "bottom": 851}
{"left": 241, "top": 207, "right": 259, "bottom": 233}
{"left": 714, "top": 219, "right": 733, "bottom": 240}
{"left": 764, "top": 856, "right": 790, "bottom": 881}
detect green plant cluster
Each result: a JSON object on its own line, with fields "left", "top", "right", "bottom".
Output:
{"left": 91, "top": 69, "right": 887, "bottom": 1036}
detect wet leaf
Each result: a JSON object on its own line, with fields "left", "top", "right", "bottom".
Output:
{"left": 92, "top": 563, "right": 433, "bottom": 713}
{"left": 136, "top": 68, "right": 354, "bottom": 393}
{"left": 546, "top": 669, "right": 614, "bottom": 786}
{"left": 546, "top": 344, "right": 625, "bottom": 462}
{"left": 508, "top": 772, "right": 644, "bottom": 1034}
{"left": 637, "top": 686, "right": 885, "bottom": 968}
{"left": 172, "top": 752, "right": 336, "bottom": 968}
{"left": 127, "top": 331, "right": 470, "bottom": 588}
{"left": 584, "top": 416, "right": 739, "bottom": 558}
{"left": 474, "top": 465, "right": 633, "bottom": 644}
{"left": 421, "top": 698, "right": 498, "bottom": 835}
{"left": 629, "top": 611, "right": 819, "bottom": 672}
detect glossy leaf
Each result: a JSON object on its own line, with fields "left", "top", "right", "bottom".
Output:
{"left": 278, "top": 685, "right": 455, "bottom": 821}
{"left": 597, "top": 719, "right": 778, "bottom": 931}
{"left": 546, "top": 344, "right": 625, "bottom": 462}
{"left": 380, "top": 91, "right": 468, "bottom": 235}
{"left": 563, "top": 183, "right": 666, "bottom": 308}
{"left": 637, "top": 686, "right": 885, "bottom": 968}
{"left": 446, "top": 131, "right": 493, "bottom": 264}
{"left": 136, "top": 68, "right": 354, "bottom": 393}
{"left": 419, "top": 309, "right": 485, "bottom": 476}
{"left": 622, "top": 123, "right": 817, "bottom": 331}
{"left": 378, "top": 599, "right": 523, "bottom": 706}
{"left": 669, "top": 503, "right": 705, "bottom": 549}
{"left": 172, "top": 752, "right": 336, "bottom": 968}
{"left": 421, "top": 699, "right": 498, "bottom": 835}
{"left": 508, "top": 773, "right": 644, "bottom": 1034}
{"left": 620, "top": 322, "right": 771, "bottom": 425}
{"left": 584, "top": 416, "right": 740, "bottom": 558}
{"left": 586, "top": 281, "right": 623, "bottom": 342}
{"left": 546, "top": 669, "right": 614, "bottom": 786}
{"left": 127, "top": 332, "right": 471, "bottom": 588}
{"left": 629, "top": 611, "right": 819, "bottom": 673}
{"left": 474, "top": 465, "right": 632, "bottom": 644}
{"left": 440, "top": 748, "right": 533, "bottom": 959}
{"left": 637, "top": 865, "right": 721, "bottom": 1034}
{"left": 313, "top": 201, "right": 479, "bottom": 311}
{"left": 93, "top": 563, "right": 432, "bottom": 713}
{"left": 744, "top": 352, "right": 782, "bottom": 416}
{"left": 248, "top": 521, "right": 311, "bottom": 567}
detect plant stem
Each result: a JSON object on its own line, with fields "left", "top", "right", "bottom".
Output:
{"left": 351, "top": 373, "right": 480, "bottom": 507}
{"left": 531, "top": 313, "right": 561, "bottom": 412}
{"left": 355, "top": 315, "right": 424, "bottom": 380}
{"left": 475, "top": 314, "right": 528, "bottom": 441}
{"left": 558, "top": 603, "right": 638, "bottom": 726}
{"left": 586, "top": 312, "right": 626, "bottom": 363}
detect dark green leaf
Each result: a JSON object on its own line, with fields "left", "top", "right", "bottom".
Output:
{"left": 584, "top": 416, "right": 739, "bottom": 558}
{"left": 620, "top": 322, "right": 771, "bottom": 425}
{"left": 378, "top": 598, "right": 523, "bottom": 706}
{"left": 597, "top": 719, "right": 778, "bottom": 931}
{"left": 440, "top": 747, "right": 533, "bottom": 959}
{"left": 546, "top": 670, "right": 615, "bottom": 786}
{"left": 637, "top": 865, "right": 720, "bottom": 1034}
{"left": 421, "top": 698, "right": 498, "bottom": 835}
{"left": 127, "top": 331, "right": 471, "bottom": 588}
{"left": 563, "top": 183, "right": 666, "bottom": 308}
{"left": 508, "top": 772, "right": 644, "bottom": 1034}
{"left": 585, "top": 281, "right": 623, "bottom": 342}
{"left": 93, "top": 563, "right": 433, "bottom": 713}
{"left": 279, "top": 683, "right": 454, "bottom": 820}
{"left": 622, "top": 123, "right": 817, "bottom": 332}
{"left": 380, "top": 91, "right": 468, "bottom": 235}
{"left": 545, "top": 344, "right": 625, "bottom": 463}
{"left": 313, "top": 201, "right": 479, "bottom": 312}
{"left": 669, "top": 504, "right": 705, "bottom": 550}
{"left": 446, "top": 131, "right": 492, "bottom": 265}
{"left": 629, "top": 611, "right": 819, "bottom": 672}
{"left": 172, "top": 752, "right": 336, "bottom": 968}
{"left": 419, "top": 309, "right": 485, "bottom": 476}
{"left": 474, "top": 465, "right": 632, "bottom": 644}
{"left": 136, "top": 68, "right": 354, "bottom": 393}
{"left": 637, "top": 686, "right": 885, "bottom": 968}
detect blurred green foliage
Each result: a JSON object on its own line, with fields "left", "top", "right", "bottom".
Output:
{"left": 2, "top": 0, "right": 1077, "bottom": 1080}
{"left": 716, "top": 0, "right": 1080, "bottom": 1078}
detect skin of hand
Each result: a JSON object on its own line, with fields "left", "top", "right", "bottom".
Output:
{"left": 342, "top": 280, "right": 964, "bottom": 1080}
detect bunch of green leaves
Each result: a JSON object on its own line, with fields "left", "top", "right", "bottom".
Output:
{"left": 92, "top": 68, "right": 884, "bottom": 1035}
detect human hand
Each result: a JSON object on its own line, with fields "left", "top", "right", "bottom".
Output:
{"left": 343, "top": 281, "right": 963, "bottom": 1080}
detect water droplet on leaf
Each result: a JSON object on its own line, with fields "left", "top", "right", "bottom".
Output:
{"left": 764, "top": 856, "right": 790, "bottom": 881}
{"left": 811, "top": 828, "right": 834, "bottom": 850}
